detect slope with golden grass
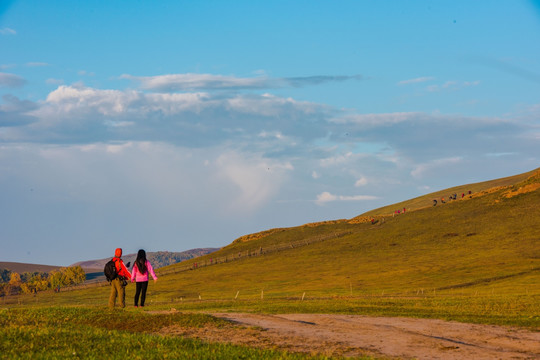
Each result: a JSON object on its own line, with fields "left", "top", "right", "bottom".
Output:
{"left": 149, "top": 167, "right": 540, "bottom": 302}
{"left": 360, "top": 167, "right": 539, "bottom": 217}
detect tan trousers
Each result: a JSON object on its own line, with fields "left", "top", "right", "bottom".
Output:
{"left": 108, "top": 278, "right": 125, "bottom": 309}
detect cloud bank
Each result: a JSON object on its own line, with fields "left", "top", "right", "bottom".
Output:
{"left": 121, "top": 73, "right": 363, "bottom": 92}
{"left": 1, "top": 80, "right": 536, "bottom": 173}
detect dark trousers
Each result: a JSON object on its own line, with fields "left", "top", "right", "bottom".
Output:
{"left": 134, "top": 281, "right": 149, "bottom": 306}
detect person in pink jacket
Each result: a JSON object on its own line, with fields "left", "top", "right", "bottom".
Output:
{"left": 131, "top": 249, "right": 158, "bottom": 307}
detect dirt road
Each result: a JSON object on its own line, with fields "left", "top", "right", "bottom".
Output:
{"left": 200, "top": 313, "right": 539, "bottom": 359}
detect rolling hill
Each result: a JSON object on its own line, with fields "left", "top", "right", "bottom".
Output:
{"left": 151, "top": 167, "right": 540, "bottom": 299}
{"left": 361, "top": 168, "right": 539, "bottom": 217}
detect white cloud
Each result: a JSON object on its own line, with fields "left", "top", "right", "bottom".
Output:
{"left": 327, "top": 110, "right": 523, "bottom": 167}
{"left": 41, "top": 85, "right": 209, "bottom": 117}
{"left": 78, "top": 70, "right": 95, "bottom": 76}
{"left": 484, "top": 152, "right": 517, "bottom": 157}
{"left": 43, "top": 85, "right": 140, "bottom": 116}
{"left": 331, "top": 112, "right": 422, "bottom": 127}
{"left": 106, "top": 142, "right": 133, "bottom": 154}
{"left": 258, "top": 131, "right": 287, "bottom": 141}
{"left": 122, "top": 73, "right": 268, "bottom": 91}
{"left": 411, "top": 157, "right": 463, "bottom": 178}
{"left": 316, "top": 191, "right": 378, "bottom": 205}
{"left": 215, "top": 151, "right": 294, "bottom": 211}
{"left": 355, "top": 176, "right": 368, "bottom": 187}
{"left": 46, "top": 78, "right": 64, "bottom": 85}
{"left": 398, "top": 76, "right": 435, "bottom": 85}
{"left": 0, "top": 141, "right": 295, "bottom": 215}
{"left": 320, "top": 152, "right": 367, "bottom": 167}
{"left": 38, "top": 85, "right": 321, "bottom": 121}
{"left": 26, "top": 62, "right": 50, "bottom": 67}
{"left": 427, "top": 80, "right": 480, "bottom": 92}
{"left": 17, "top": 85, "right": 328, "bottom": 148}
{"left": 121, "top": 73, "right": 363, "bottom": 92}
{"left": 227, "top": 93, "right": 319, "bottom": 117}
{"left": 316, "top": 191, "right": 337, "bottom": 203}
{"left": 343, "top": 194, "right": 378, "bottom": 201}
{"left": 0, "top": 28, "right": 16, "bottom": 35}
{"left": 442, "top": 81, "right": 458, "bottom": 89}
{"left": 104, "top": 120, "right": 134, "bottom": 128}
{"left": 320, "top": 152, "right": 353, "bottom": 167}
{"left": 463, "top": 80, "right": 480, "bottom": 87}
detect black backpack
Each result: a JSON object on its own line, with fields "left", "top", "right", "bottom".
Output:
{"left": 104, "top": 260, "right": 118, "bottom": 282}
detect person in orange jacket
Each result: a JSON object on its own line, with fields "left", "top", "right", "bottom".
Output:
{"left": 108, "top": 248, "right": 131, "bottom": 309}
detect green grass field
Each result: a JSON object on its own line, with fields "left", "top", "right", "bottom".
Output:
{"left": 0, "top": 307, "right": 348, "bottom": 360}
{"left": 1, "top": 168, "right": 539, "bottom": 358}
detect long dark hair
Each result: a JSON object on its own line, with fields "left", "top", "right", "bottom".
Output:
{"left": 135, "top": 249, "right": 147, "bottom": 274}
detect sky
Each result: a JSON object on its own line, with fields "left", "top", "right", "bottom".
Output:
{"left": 1, "top": 1, "right": 539, "bottom": 266}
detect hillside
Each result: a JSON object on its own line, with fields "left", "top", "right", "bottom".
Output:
{"left": 0, "top": 262, "right": 60, "bottom": 274}
{"left": 151, "top": 167, "right": 540, "bottom": 299}
{"left": 361, "top": 168, "right": 538, "bottom": 217}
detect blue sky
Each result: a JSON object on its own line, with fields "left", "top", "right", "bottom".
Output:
{"left": 1, "top": 1, "right": 539, "bottom": 266}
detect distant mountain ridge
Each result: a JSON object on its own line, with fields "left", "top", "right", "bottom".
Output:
{"left": 0, "top": 249, "right": 219, "bottom": 278}
{"left": 0, "top": 262, "right": 60, "bottom": 274}
{"left": 71, "top": 248, "right": 219, "bottom": 271}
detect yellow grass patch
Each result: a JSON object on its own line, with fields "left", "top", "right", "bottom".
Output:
{"left": 234, "top": 220, "right": 349, "bottom": 243}
{"left": 347, "top": 216, "right": 377, "bottom": 224}
{"left": 302, "top": 220, "right": 347, "bottom": 227}
{"left": 504, "top": 183, "right": 540, "bottom": 198}
{"left": 233, "top": 228, "right": 287, "bottom": 243}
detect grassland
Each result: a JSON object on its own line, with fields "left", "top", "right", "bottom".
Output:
{"left": 0, "top": 307, "right": 346, "bottom": 359}
{"left": 1, "top": 168, "right": 539, "bottom": 358}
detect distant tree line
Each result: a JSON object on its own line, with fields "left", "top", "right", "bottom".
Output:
{"left": 0, "top": 266, "right": 86, "bottom": 296}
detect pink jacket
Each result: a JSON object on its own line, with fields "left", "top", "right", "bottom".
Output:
{"left": 131, "top": 260, "right": 157, "bottom": 282}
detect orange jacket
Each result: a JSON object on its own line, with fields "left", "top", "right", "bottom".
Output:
{"left": 112, "top": 257, "right": 132, "bottom": 280}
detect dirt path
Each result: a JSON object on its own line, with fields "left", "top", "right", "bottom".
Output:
{"left": 184, "top": 313, "right": 539, "bottom": 359}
